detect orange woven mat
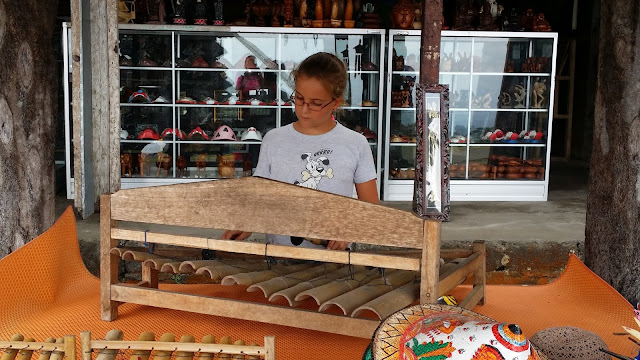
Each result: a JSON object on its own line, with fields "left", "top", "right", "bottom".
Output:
{"left": 0, "top": 207, "right": 636, "bottom": 359}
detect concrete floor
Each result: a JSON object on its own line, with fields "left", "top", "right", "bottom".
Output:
{"left": 55, "top": 160, "right": 589, "bottom": 284}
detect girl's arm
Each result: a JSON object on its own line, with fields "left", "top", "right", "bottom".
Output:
{"left": 355, "top": 179, "right": 380, "bottom": 204}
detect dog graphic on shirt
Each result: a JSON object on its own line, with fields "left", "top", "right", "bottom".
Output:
{"left": 294, "top": 153, "right": 333, "bottom": 189}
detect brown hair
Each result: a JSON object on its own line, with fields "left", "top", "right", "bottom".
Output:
{"left": 292, "top": 52, "right": 348, "bottom": 101}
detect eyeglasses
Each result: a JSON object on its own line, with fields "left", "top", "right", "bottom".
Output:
{"left": 290, "top": 92, "right": 336, "bottom": 112}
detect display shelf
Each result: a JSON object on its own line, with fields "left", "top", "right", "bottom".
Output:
{"left": 114, "top": 24, "right": 385, "bottom": 194}
{"left": 384, "top": 30, "right": 557, "bottom": 201}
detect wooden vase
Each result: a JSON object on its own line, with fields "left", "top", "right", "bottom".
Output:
{"left": 315, "top": 0, "right": 323, "bottom": 21}
{"left": 345, "top": 0, "right": 353, "bottom": 20}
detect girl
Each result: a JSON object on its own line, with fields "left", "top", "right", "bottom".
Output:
{"left": 223, "top": 52, "right": 379, "bottom": 250}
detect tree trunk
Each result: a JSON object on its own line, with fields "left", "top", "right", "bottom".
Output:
{"left": 0, "top": 0, "right": 59, "bottom": 257}
{"left": 585, "top": 0, "right": 640, "bottom": 305}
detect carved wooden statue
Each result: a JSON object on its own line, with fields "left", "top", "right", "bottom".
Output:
{"left": 145, "top": 0, "right": 166, "bottom": 23}
{"left": 196, "top": 154, "right": 207, "bottom": 178}
{"left": 177, "top": 155, "right": 188, "bottom": 177}
{"left": 213, "top": 0, "right": 224, "bottom": 25}
{"left": 531, "top": 78, "right": 547, "bottom": 108}
{"left": 299, "top": 0, "right": 309, "bottom": 26}
{"left": 156, "top": 153, "right": 172, "bottom": 177}
{"left": 138, "top": 153, "right": 150, "bottom": 176}
{"left": 533, "top": 13, "right": 552, "bottom": 31}
{"left": 391, "top": 0, "right": 416, "bottom": 29}
{"left": 120, "top": 153, "right": 133, "bottom": 177}
{"left": 284, "top": 0, "right": 294, "bottom": 26}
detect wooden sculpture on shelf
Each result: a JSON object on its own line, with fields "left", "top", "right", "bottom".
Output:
{"left": 195, "top": 153, "right": 207, "bottom": 178}
{"left": 284, "top": 0, "right": 294, "bottom": 26}
{"left": 330, "top": 0, "right": 341, "bottom": 27}
{"left": 138, "top": 153, "right": 150, "bottom": 177}
{"left": 118, "top": 0, "right": 136, "bottom": 23}
{"left": 533, "top": 13, "right": 552, "bottom": 31}
{"left": 100, "top": 177, "right": 487, "bottom": 339}
{"left": 145, "top": 0, "right": 166, "bottom": 24}
{"left": 270, "top": 1, "right": 283, "bottom": 26}
{"left": 177, "top": 155, "right": 188, "bottom": 178}
{"left": 299, "top": 0, "right": 309, "bottom": 27}
{"left": 120, "top": 153, "right": 133, "bottom": 178}
{"left": 156, "top": 153, "right": 171, "bottom": 177}
{"left": 313, "top": 0, "right": 324, "bottom": 27}
{"left": 391, "top": 0, "right": 416, "bottom": 29}
{"left": 513, "top": 84, "right": 526, "bottom": 108}
{"left": 344, "top": 0, "right": 354, "bottom": 27}
{"left": 217, "top": 154, "right": 236, "bottom": 178}
{"left": 323, "top": 0, "right": 332, "bottom": 27}
{"left": 532, "top": 78, "right": 547, "bottom": 108}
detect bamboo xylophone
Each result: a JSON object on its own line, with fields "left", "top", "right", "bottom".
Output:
{"left": 101, "top": 177, "right": 487, "bottom": 338}
{"left": 81, "top": 330, "right": 274, "bottom": 360}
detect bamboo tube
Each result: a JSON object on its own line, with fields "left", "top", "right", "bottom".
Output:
{"left": 127, "top": 332, "right": 154, "bottom": 360}
{"left": 95, "top": 330, "right": 124, "bottom": 360}
{"left": 17, "top": 338, "right": 35, "bottom": 360}
{"left": 351, "top": 281, "right": 419, "bottom": 319}
{"left": 48, "top": 338, "right": 65, "bottom": 360}
{"left": 269, "top": 266, "right": 366, "bottom": 306}
{"left": 294, "top": 269, "right": 386, "bottom": 305}
{"left": 1, "top": 334, "right": 24, "bottom": 360}
{"left": 36, "top": 338, "right": 56, "bottom": 360}
{"left": 318, "top": 270, "right": 416, "bottom": 315}
{"left": 221, "top": 263, "right": 313, "bottom": 286}
{"left": 121, "top": 250, "right": 166, "bottom": 262}
{"left": 178, "top": 261, "right": 223, "bottom": 273}
{"left": 195, "top": 263, "right": 268, "bottom": 281}
{"left": 217, "top": 337, "right": 232, "bottom": 360}
{"left": 247, "top": 263, "right": 341, "bottom": 298}
{"left": 196, "top": 335, "right": 215, "bottom": 360}
{"left": 175, "top": 335, "right": 195, "bottom": 360}
{"left": 158, "top": 262, "right": 182, "bottom": 273}
{"left": 154, "top": 333, "right": 176, "bottom": 360}
{"left": 231, "top": 340, "right": 245, "bottom": 360}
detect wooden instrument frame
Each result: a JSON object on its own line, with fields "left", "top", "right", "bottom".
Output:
{"left": 100, "top": 177, "right": 485, "bottom": 338}
{"left": 0, "top": 336, "right": 76, "bottom": 360}
{"left": 80, "top": 331, "right": 274, "bottom": 360}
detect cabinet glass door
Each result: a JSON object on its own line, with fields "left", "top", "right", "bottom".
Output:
{"left": 119, "top": 30, "right": 174, "bottom": 179}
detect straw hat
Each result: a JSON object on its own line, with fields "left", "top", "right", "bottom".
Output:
{"left": 364, "top": 304, "right": 542, "bottom": 360}
{"left": 529, "top": 327, "right": 610, "bottom": 360}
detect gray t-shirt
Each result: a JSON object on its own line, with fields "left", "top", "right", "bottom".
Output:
{"left": 253, "top": 122, "right": 377, "bottom": 248}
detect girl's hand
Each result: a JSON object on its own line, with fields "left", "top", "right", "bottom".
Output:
{"left": 222, "top": 230, "right": 252, "bottom": 241}
{"left": 327, "top": 240, "right": 349, "bottom": 251}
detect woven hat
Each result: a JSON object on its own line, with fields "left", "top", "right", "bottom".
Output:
{"left": 364, "top": 304, "right": 541, "bottom": 360}
{"left": 529, "top": 327, "right": 609, "bottom": 360}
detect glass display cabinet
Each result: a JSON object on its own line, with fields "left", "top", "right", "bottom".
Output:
{"left": 385, "top": 30, "right": 557, "bottom": 201}
{"left": 117, "top": 25, "right": 385, "bottom": 192}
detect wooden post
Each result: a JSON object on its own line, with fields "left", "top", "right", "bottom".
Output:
{"left": 71, "top": 0, "right": 96, "bottom": 219}
{"left": 419, "top": 0, "right": 443, "bottom": 86}
{"left": 420, "top": 220, "right": 441, "bottom": 304}
{"left": 81, "top": 332, "right": 92, "bottom": 360}
{"left": 71, "top": 0, "right": 120, "bottom": 219}
{"left": 107, "top": 0, "right": 121, "bottom": 192}
{"left": 100, "top": 194, "right": 119, "bottom": 320}
{"left": 263, "top": 336, "right": 275, "bottom": 360}
{"left": 472, "top": 240, "right": 486, "bottom": 305}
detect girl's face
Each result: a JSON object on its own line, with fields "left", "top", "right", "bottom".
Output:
{"left": 293, "top": 75, "right": 341, "bottom": 134}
